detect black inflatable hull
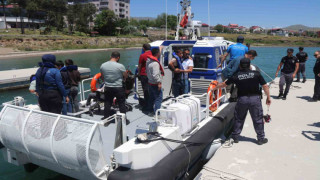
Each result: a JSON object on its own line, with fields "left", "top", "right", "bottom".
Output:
{"left": 109, "top": 102, "right": 236, "bottom": 180}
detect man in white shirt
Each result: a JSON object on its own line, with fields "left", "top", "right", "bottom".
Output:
{"left": 181, "top": 49, "right": 194, "bottom": 94}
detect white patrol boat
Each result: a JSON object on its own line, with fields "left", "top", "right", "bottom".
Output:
{"left": 0, "top": 0, "right": 237, "bottom": 179}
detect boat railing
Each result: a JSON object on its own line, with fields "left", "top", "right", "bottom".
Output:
{"left": 192, "top": 68, "right": 220, "bottom": 72}
{"left": 0, "top": 104, "right": 127, "bottom": 179}
{"left": 79, "top": 77, "right": 94, "bottom": 102}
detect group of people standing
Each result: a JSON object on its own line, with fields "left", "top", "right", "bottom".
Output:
{"left": 137, "top": 44, "right": 194, "bottom": 115}
{"left": 212, "top": 35, "right": 320, "bottom": 145}
{"left": 32, "top": 54, "right": 81, "bottom": 115}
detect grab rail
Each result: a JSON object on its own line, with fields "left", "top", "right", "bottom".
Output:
{"left": 80, "top": 77, "right": 94, "bottom": 102}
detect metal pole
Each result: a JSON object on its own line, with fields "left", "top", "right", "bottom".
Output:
{"left": 166, "top": 0, "right": 168, "bottom": 40}
{"left": 208, "top": 0, "right": 210, "bottom": 37}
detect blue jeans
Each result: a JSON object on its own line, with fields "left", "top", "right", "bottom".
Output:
{"left": 148, "top": 85, "right": 163, "bottom": 114}
{"left": 184, "top": 79, "right": 189, "bottom": 94}
{"left": 62, "top": 89, "right": 70, "bottom": 115}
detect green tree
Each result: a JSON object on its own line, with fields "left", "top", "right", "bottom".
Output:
{"left": 75, "top": 3, "right": 96, "bottom": 35}
{"left": 9, "top": 0, "right": 27, "bottom": 34}
{"left": 129, "top": 18, "right": 139, "bottom": 27}
{"left": 26, "top": 0, "right": 40, "bottom": 30}
{"left": 122, "top": 25, "right": 136, "bottom": 34}
{"left": 66, "top": 4, "right": 78, "bottom": 34}
{"left": 41, "top": 0, "right": 67, "bottom": 31}
{"left": 94, "top": 10, "right": 117, "bottom": 36}
{"left": 10, "top": 4, "right": 19, "bottom": 28}
{"left": 0, "top": 0, "right": 7, "bottom": 29}
{"left": 214, "top": 24, "right": 223, "bottom": 33}
{"left": 155, "top": 13, "right": 177, "bottom": 30}
{"left": 117, "top": 18, "right": 128, "bottom": 29}
{"left": 139, "top": 24, "right": 147, "bottom": 34}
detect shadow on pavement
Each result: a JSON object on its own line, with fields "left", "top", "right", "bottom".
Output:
{"left": 308, "top": 122, "right": 320, "bottom": 128}
{"left": 301, "top": 131, "right": 320, "bottom": 141}
{"left": 296, "top": 96, "right": 312, "bottom": 101}
{"left": 238, "top": 136, "right": 257, "bottom": 144}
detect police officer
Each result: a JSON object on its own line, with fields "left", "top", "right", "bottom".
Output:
{"left": 275, "top": 48, "right": 299, "bottom": 100}
{"left": 35, "top": 54, "right": 69, "bottom": 114}
{"left": 218, "top": 36, "right": 249, "bottom": 67}
{"left": 310, "top": 50, "right": 320, "bottom": 101}
{"left": 211, "top": 58, "right": 271, "bottom": 145}
{"left": 295, "top": 47, "right": 308, "bottom": 83}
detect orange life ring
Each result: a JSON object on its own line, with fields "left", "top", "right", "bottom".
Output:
{"left": 90, "top": 73, "right": 102, "bottom": 92}
{"left": 207, "top": 80, "right": 222, "bottom": 112}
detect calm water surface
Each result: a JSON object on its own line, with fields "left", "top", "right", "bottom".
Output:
{"left": 0, "top": 47, "right": 319, "bottom": 179}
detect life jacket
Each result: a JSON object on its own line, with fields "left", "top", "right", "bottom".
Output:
{"left": 147, "top": 54, "right": 165, "bottom": 76}
{"left": 171, "top": 52, "right": 184, "bottom": 80}
{"left": 172, "top": 52, "right": 184, "bottom": 70}
{"left": 36, "top": 62, "right": 56, "bottom": 91}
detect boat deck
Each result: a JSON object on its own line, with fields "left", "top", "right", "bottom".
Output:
{"left": 196, "top": 78, "right": 320, "bottom": 180}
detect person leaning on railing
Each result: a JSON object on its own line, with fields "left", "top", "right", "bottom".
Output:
{"left": 211, "top": 58, "right": 271, "bottom": 145}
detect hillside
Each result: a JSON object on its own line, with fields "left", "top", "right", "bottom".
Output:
{"left": 284, "top": 24, "right": 320, "bottom": 31}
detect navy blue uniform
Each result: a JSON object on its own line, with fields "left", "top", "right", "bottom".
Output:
{"left": 226, "top": 69, "right": 267, "bottom": 141}
{"left": 279, "top": 56, "right": 299, "bottom": 95}
{"left": 313, "top": 58, "right": 320, "bottom": 100}
{"left": 296, "top": 51, "right": 308, "bottom": 81}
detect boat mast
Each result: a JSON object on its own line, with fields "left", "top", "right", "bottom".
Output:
{"left": 175, "top": 0, "right": 196, "bottom": 40}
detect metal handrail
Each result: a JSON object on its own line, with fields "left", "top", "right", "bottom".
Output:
{"left": 80, "top": 78, "right": 94, "bottom": 101}
{"left": 192, "top": 68, "right": 219, "bottom": 72}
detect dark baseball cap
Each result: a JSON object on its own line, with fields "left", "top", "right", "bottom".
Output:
{"left": 299, "top": 47, "right": 304, "bottom": 50}
{"left": 287, "top": 48, "right": 294, "bottom": 53}
{"left": 237, "top": 36, "right": 244, "bottom": 43}
{"left": 240, "top": 58, "right": 251, "bottom": 69}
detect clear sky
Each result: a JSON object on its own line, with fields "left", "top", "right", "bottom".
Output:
{"left": 130, "top": 0, "right": 319, "bottom": 28}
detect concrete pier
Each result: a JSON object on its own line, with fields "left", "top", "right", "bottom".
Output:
{"left": 0, "top": 67, "right": 90, "bottom": 91}
{"left": 196, "top": 78, "right": 320, "bottom": 180}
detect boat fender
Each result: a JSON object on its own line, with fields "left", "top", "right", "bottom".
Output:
{"left": 201, "top": 139, "right": 222, "bottom": 161}
{"left": 90, "top": 73, "right": 102, "bottom": 92}
{"left": 207, "top": 80, "right": 222, "bottom": 112}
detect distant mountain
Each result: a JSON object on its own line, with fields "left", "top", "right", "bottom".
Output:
{"left": 284, "top": 24, "right": 320, "bottom": 31}
{"left": 131, "top": 17, "right": 156, "bottom": 21}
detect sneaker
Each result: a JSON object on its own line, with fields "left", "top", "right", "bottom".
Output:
{"left": 257, "top": 138, "right": 268, "bottom": 145}
{"left": 294, "top": 80, "right": 300, "bottom": 82}
{"left": 308, "top": 98, "right": 318, "bottom": 102}
{"left": 232, "top": 137, "right": 239, "bottom": 143}
{"left": 282, "top": 94, "right": 287, "bottom": 100}
{"left": 302, "top": 80, "right": 306, "bottom": 83}
{"left": 277, "top": 93, "right": 283, "bottom": 98}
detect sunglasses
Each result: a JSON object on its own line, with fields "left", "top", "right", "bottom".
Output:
{"left": 314, "top": 54, "right": 318, "bottom": 57}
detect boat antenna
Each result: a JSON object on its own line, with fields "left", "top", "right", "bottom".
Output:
{"left": 208, "top": 0, "right": 210, "bottom": 37}
{"left": 165, "top": 0, "right": 168, "bottom": 40}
